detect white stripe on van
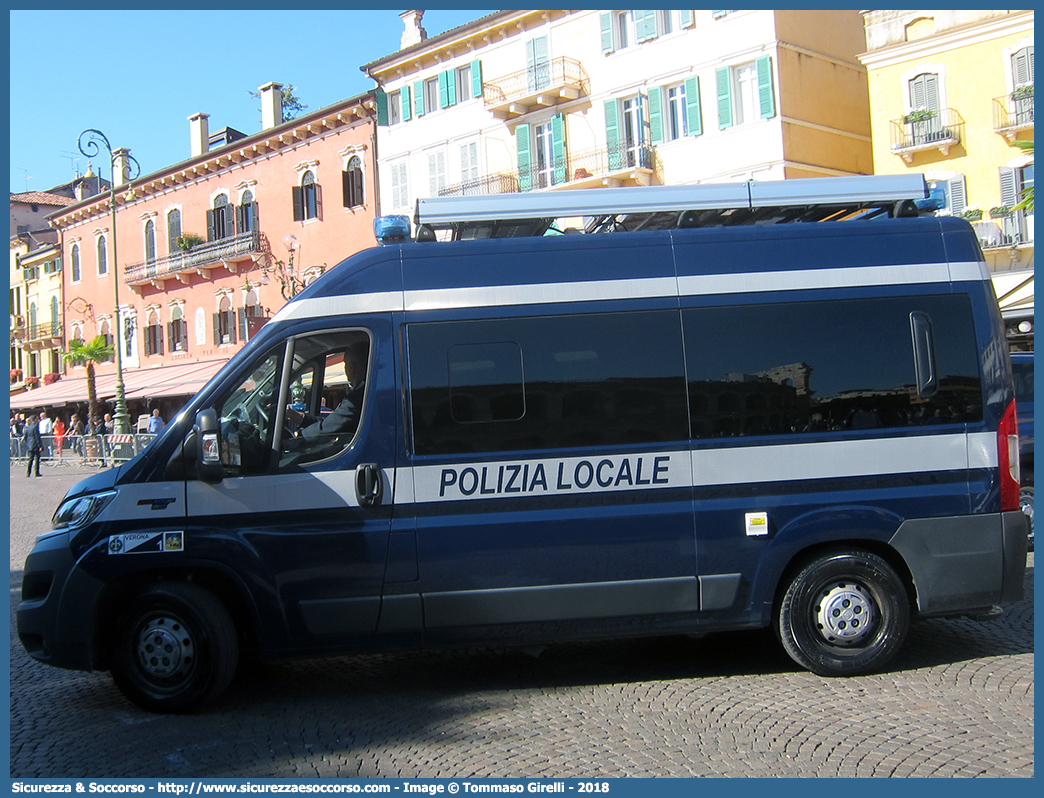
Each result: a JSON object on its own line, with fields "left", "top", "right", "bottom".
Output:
{"left": 271, "top": 261, "right": 987, "bottom": 324}
{"left": 401, "top": 432, "right": 996, "bottom": 504}
{"left": 677, "top": 261, "right": 984, "bottom": 298}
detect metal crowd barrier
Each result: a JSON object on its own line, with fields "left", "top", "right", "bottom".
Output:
{"left": 9, "top": 433, "right": 158, "bottom": 466}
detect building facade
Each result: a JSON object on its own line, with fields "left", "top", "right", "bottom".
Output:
{"left": 859, "top": 9, "right": 1034, "bottom": 345}
{"left": 363, "top": 9, "right": 873, "bottom": 217}
{"left": 16, "top": 86, "right": 380, "bottom": 418}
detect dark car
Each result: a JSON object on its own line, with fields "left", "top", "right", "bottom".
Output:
{"left": 1011, "top": 351, "right": 1033, "bottom": 550}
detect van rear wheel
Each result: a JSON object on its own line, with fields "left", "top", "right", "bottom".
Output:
{"left": 777, "top": 550, "right": 909, "bottom": 676}
{"left": 111, "top": 582, "right": 238, "bottom": 713}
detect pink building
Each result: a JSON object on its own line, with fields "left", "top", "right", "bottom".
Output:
{"left": 19, "top": 85, "right": 379, "bottom": 422}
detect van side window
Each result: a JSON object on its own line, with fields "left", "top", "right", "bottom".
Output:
{"left": 408, "top": 311, "right": 688, "bottom": 455}
{"left": 208, "top": 330, "right": 371, "bottom": 476}
{"left": 682, "top": 295, "right": 983, "bottom": 439}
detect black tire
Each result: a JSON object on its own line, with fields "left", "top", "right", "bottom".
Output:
{"left": 777, "top": 550, "right": 909, "bottom": 677}
{"left": 111, "top": 582, "right": 239, "bottom": 713}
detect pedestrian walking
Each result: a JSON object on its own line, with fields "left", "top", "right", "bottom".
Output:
{"left": 22, "top": 414, "right": 43, "bottom": 477}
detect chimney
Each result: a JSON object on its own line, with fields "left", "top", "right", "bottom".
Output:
{"left": 74, "top": 180, "right": 87, "bottom": 201}
{"left": 259, "top": 81, "right": 284, "bottom": 130}
{"left": 189, "top": 112, "right": 210, "bottom": 157}
{"left": 400, "top": 10, "right": 427, "bottom": 49}
{"left": 112, "top": 148, "right": 132, "bottom": 187}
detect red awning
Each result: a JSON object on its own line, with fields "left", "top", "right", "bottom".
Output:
{"left": 9, "top": 360, "right": 228, "bottom": 410}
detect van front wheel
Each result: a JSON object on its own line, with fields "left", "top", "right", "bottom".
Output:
{"left": 111, "top": 582, "right": 239, "bottom": 713}
{"left": 777, "top": 551, "right": 909, "bottom": 677}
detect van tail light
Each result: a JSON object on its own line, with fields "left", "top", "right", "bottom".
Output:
{"left": 998, "top": 400, "right": 1020, "bottom": 512}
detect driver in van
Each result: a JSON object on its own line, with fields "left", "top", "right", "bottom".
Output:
{"left": 285, "top": 341, "right": 368, "bottom": 442}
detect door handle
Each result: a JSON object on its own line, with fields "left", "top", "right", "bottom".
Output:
{"left": 355, "top": 463, "right": 383, "bottom": 508}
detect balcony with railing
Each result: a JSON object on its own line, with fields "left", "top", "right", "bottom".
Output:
{"left": 22, "top": 321, "right": 64, "bottom": 350}
{"left": 483, "top": 57, "right": 590, "bottom": 120}
{"left": 993, "top": 90, "right": 1034, "bottom": 140}
{"left": 890, "top": 108, "right": 964, "bottom": 162}
{"left": 125, "top": 229, "right": 264, "bottom": 288}
{"left": 439, "top": 143, "right": 657, "bottom": 199}
{"left": 972, "top": 211, "right": 1035, "bottom": 251}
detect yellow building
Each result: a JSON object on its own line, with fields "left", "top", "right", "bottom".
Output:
{"left": 860, "top": 10, "right": 1033, "bottom": 345}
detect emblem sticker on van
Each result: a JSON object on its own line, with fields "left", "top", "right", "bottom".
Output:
{"left": 108, "top": 531, "right": 184, "bottom": 555}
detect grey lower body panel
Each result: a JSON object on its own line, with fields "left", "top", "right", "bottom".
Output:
{"left": 888, "top": 511, "right": 1028, "bottom": 616}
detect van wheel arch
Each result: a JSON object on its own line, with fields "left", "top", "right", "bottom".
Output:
{"left": 96, "top": 567, "right": 258, "bottom": 671}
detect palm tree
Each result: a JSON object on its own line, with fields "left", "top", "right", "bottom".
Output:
{"left": 63, "top": 335, "right": 115, "bottom": 426}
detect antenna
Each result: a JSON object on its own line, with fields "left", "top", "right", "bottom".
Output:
{"left": 16, "top": 167, "right": 32, "bottom": 192}
{"left": 60, "top": 151, "right": 82, "bottom": 178}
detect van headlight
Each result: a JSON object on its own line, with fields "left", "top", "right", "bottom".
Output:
{"left": 52, "top": 491, "right": 117, "bottom": 531}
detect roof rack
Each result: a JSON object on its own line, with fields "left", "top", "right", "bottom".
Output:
{"left": 413, "top": 175, "right": 934, "bottom": 241}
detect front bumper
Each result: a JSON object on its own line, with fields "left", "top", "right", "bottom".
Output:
{"left": 17, "top": 531, "right": 107, "bottom": 672}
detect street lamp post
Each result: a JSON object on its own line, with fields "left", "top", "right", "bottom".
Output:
{"left": 78, "top": 128, "right": 140, "bottom": 435}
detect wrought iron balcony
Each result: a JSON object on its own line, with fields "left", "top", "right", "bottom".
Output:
{"left": 972, "top": 212, "right": 1034, "bottom": 250}
{"left": 22, "top": 321, "right": 63, "bottom": 348}
{"left": 889, "top": 108, "right": 964, "bottom": 162}
{"left": 483, "top": 57, "right": 590, "bottom": 120}
{"left": 993, "top": 91, "right": 1034, "bottom": 140}
{"left": 439, "top": 144, "right": 656, "bottom": 199}
{"left": 125, "top": 229, "right": 263, "bottom": 287}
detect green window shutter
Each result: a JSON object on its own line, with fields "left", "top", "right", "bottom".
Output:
{"left": 634, "top": 10, "right": 657, "bottom": 42}
{"left": 999, "top": 167, "right": 1018, "bottom": 207}
{"left": 551, "top": 114, "right": 566, "bottom": 185}
{"left": 600, "top": 12, "right": 614, "bottom": 53}
{"left": 685, "top": 76, "right": 703, "bottom": 136}
{"left": 648, "top": 87, "right": 664, "bottom": 145}
{"left": 401, "top": 85, "right": 412, "bottom": 121}
{"left": 471, "top": 59, "right": 483, "bottom": 100}
{"left": 604, "top": 99, "right": 622, "bottom": 170}
{"left": 414, "top": 80, "right": 425, "bottom": 116}
{"left": 374, "top": 88, "right": 389, "bottom": 126}
{"left": 716, "top": 67, "right": 733, "bottom": 129}
{"left": 516, "top": 124, "right": 532, "bottom": 192}
{"left": 680, "top": 10, "right": 695, "bottom": 28}
{"left": 439, "top": 70, "right": 456, "bottom": 108}
{"left": 756, "top": 56, "right": 775, "bottom": 118}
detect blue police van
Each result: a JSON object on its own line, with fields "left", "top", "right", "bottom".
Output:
{"left": 18, "top": 176, "right": 1028, "bottom": 712}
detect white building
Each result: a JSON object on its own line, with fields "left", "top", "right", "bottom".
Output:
{"left": 362, "top": 9, "right": 874, "bottom": 215}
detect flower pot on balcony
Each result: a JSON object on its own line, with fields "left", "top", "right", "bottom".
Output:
{"left": 989, "top": 206, "right": 1011, "bottom": 219}
{"left": 960, "top": 209, "right": 984, "bottom": 222}
{"left": 175, "top": 234, "right": 204, "bottom": 252}
{"left": 24, "top": 377, "right": 40, "bottom": 389}
{"left": 43, "top": 372, "right": 60, "bottom": 386}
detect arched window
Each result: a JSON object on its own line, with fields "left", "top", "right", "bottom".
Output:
{"left": 71, "top": 244, "right": 81, "bottom": 282}
{"left": 343, "top": 156, "right": 365, "bottom": 209}
{"left": 97, "top": 235, "right": 107, "bottom": 275}
{"left": 167, "top": 209, "right": 182, "bottom": 252}
{"left": 145, "top": 220, "right": 156, "bottom": 264}
{"left": 214, "top": 295, "right": 237, "bottom": 345}
{"left": 98, "top": 319, "right": 114, "bottom": 360}
{"left": 28, "top": 302, "right": 37, "bottom": 331}
{"left": 168, "top": 305, "right": 187, "bottom": 352}
{"left": 293, "top": 171, "right": 320, "bottom": 221}
{"left": 237, "top": 189, "right": 257, "bottom": 233}
{"left": 145, "top": 310, "right": 163, "bottom": 357}
{"left": 208, "top": 193, "right": 232, "bottom": 240}
{"left": 50, "top": 296, "right": 60, "bottom": 336}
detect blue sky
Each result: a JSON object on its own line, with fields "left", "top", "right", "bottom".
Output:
{"left": 9, "top": 7, "right": 495, "bottom": 195}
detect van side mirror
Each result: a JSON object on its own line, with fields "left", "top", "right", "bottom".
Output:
{"left": 194, "top": 408, "right": 224, "bottom": 484}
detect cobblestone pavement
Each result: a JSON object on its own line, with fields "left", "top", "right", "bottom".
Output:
{"left": 9, "top": 464, "right": 1034, "bottom": 778}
